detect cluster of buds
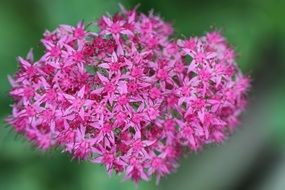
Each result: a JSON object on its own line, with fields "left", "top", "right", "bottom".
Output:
{"left": 7, "top": 6, "right": 249, "bottom": 183}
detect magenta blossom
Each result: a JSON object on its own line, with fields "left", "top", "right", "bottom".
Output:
{"left": 7, "top": 6, "right": 250, "bottom": 184}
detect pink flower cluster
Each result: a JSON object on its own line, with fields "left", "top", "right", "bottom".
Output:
{"left": 7, "top": 7, "right": 249, "bottom": 183}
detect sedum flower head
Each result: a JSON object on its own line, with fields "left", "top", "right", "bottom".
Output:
{"left": 7, "top": 6, "right": 250, "bottom": 184}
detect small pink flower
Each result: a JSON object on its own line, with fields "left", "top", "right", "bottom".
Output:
{"left": 149, "top": 87, "right": 161, "bottom": 99}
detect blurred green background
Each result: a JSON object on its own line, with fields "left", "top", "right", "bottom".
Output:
{"left": 0, "top": 0, "right": 285, "bottom": 189}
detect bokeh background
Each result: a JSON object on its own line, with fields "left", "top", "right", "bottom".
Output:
{"left": 0, "top": 0, "right": 284, "bottom": 189}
